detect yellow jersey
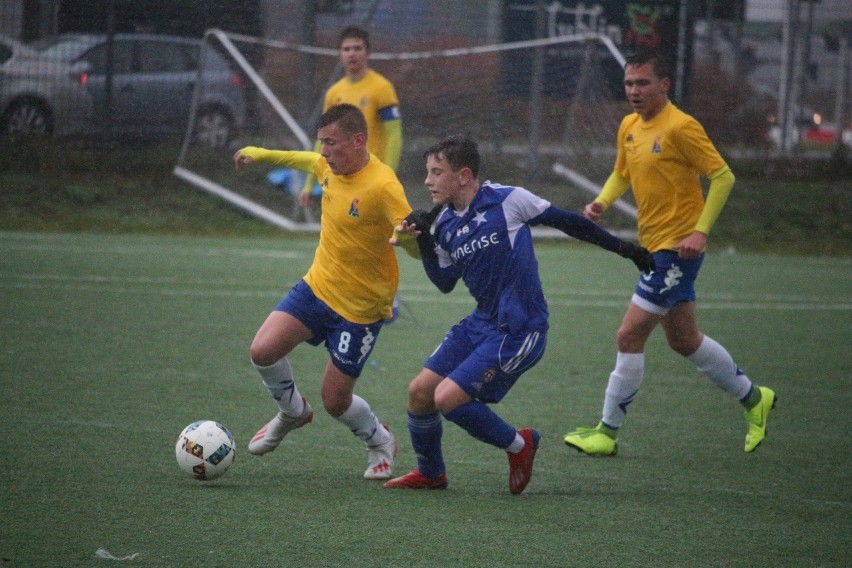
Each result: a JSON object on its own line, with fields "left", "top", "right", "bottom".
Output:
{"left": 324, "top": 69, "right": 400, "bottom": 162}
{"left": 614, "top": 102, "right": 727, "bottom": 252}
{"left": 239, "top": 147, "right": 412, "bottom": 323}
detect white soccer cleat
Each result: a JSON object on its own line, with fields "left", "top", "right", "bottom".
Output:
{"left": 364, "top": 424, "right": 397, "bottom": 480}
{"left": 247, "top": 397, "right": 313, "bottom": 456}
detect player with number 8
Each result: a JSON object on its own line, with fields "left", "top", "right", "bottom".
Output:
{"left": 233, "top": 103, "right": 416, "bottom": 480}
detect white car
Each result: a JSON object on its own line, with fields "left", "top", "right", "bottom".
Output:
{"left": 0, "top": 33, "right": 93, "bottom": 136}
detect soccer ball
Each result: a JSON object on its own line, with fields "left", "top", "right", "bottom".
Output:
{"left": 175, "top": 420, "right": 236, "bottom": 481}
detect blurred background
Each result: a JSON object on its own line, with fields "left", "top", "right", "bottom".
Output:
{"left": 3, "top": 0, "right": 850, "bottom": 151}
{"left": 1, "top": 0, "right": 850, "bottom": 252}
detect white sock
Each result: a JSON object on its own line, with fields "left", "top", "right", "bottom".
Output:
{"left": 688, "top": 336, "right": 752, "bottom": 400}
{"left": 506, "top": 432, "right": 525, "bottom": 453}
{"left": 335, "top": 395, "right": 387, "bottom": 446}
{"left": 601, "top": 352, "right": 645, "bottom": 429}
{"left": 253, "top": 357, "right": 305, "bottom": 417}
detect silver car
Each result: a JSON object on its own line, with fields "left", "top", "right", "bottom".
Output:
{"left": 0, "top": 33, "right": 93, "bottom": 137}
{"left": 25, "top": 33, "right": 247, "bottom": 147}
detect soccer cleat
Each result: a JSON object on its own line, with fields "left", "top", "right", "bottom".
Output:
{"left": 247, "top": 397, "right": 313, "bottom": 456}
{"left": 383, "top": 469, "right": 448, "bottom": 490}
{"left": 507, "top": 428, "right": 541, "bottom": 495}
{"left": 744, "top": 386, "right": 776, "bottom": 453}
{"left": 364, "top": 424, "right": 398, "bottom": 480}
{"left": 563, "top": 423, "right": 618, "bottom": 456}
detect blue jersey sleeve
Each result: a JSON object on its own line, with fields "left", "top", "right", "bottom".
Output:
{"left": 530, "top": 205, "right": 622, "bottom": 253}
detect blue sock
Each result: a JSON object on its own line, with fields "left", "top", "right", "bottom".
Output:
{"left": 408, "top": 411, "right": 445, "bottom": 478}
{"left": 444, "top": 401, "right": 516, "bottom": 450}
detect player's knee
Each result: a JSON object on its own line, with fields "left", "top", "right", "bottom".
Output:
{"left": 668, "top": 334, "right": 701, "bottom": 356}
{"left": 408, "top": 381, "right": 436, "bottom": 413}
{"left": 434, "top": 395, "right": 458, "bottom": 416}
{"left": 407, "top": 371, "right": 443, "bottom": 412}
{"left": 616, "top": 326, "right": 646, "bottom": 352}
{"left": 248, "top": 341, "right": 277, "bottom": 367}
{"left": 434, "top": 379, "right": 469, "bottom": 415}
{"left": 320, "top": 390, "right": 349, "bottom": 417}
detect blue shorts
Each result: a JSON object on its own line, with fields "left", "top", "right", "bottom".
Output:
{"left": 632, "top": 250, "right": 704, "bottom": 315}
{"left": 425, "top": 312, "right": 547, "bottom": 403}
{"left": 275, "top": 280, "right": 383, "bottom": 378}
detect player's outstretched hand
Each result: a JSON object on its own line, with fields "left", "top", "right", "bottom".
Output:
{"left": 583, "top": 201, "right": 605, "bottom": 222}
{"left": 233, "top": 149, "right": 254, "bottom": 169}
{"left": 618, "top": 242, "right": 655, "bottom": 273}
{"left": 404, "top": 208, "right": 437, "bottom": 235}
{"left": 392, "top": 207, "right": 442, "bottom": 251}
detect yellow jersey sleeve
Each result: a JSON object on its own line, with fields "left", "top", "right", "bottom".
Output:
{"left": 695, "top": 165, "right": 735, "bottom": 235}
{"left": 239, "top": 147, "right": 319, "bottom": 172}
{"left": 596, "top": 172, "right": 630, "bottom": 209}
{"left": 382, "top": 118, "right": 403, "bottom": 170}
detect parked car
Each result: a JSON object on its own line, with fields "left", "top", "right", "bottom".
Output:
{"left": 24, "top": 33, "right": 247, "bottom": 147}
{"left": 0, "top": 33, "right": 93, "bottom": 137}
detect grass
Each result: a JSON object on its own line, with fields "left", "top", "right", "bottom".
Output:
{"left": 1, "top": 231, "right": 850, "bottom": 567}
{"left": 0, "top": 138, "right": 850, "bottom": 255}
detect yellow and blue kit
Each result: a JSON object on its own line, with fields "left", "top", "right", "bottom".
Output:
{"left": 239, "top": 146, "right": 412, "bottom": 323}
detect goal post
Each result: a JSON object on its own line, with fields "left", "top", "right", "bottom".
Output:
{"left": 174, "top": 29, "right": 319, "bottom": 232}
{"left": 174, "top": 28, "right": 637, "bottom": 237}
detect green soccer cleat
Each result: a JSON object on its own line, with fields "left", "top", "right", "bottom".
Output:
{"left": 563, "top": 423, "right": 617, "bottom": 456}
{"left": 744, "top": 386, "right": 776, "bottom": 453}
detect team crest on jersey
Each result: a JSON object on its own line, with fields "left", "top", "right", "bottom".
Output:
{"left": 349, "top": 198, "right": 361, "bottom": 218}
{"left": 482, "top": 368, "right": 496, "bottom": 383}
{"left": 652, "top": 137, "right": 662, "bottom": 154}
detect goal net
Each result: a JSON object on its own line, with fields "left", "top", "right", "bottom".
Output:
{"left": 174, "top": 29, "right": 636, "bottom": 234}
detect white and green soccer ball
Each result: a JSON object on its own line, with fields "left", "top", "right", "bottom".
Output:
{"left": 175, "top": 420, "right": 236, "bottom": 481}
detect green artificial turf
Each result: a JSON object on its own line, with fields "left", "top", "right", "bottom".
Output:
{"left": 1, "top": 231, "right": 849, "bottom": 567}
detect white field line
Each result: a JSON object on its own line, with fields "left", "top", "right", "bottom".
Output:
{"left": 1, "top": 272, "right": 850, "bottom": 311}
